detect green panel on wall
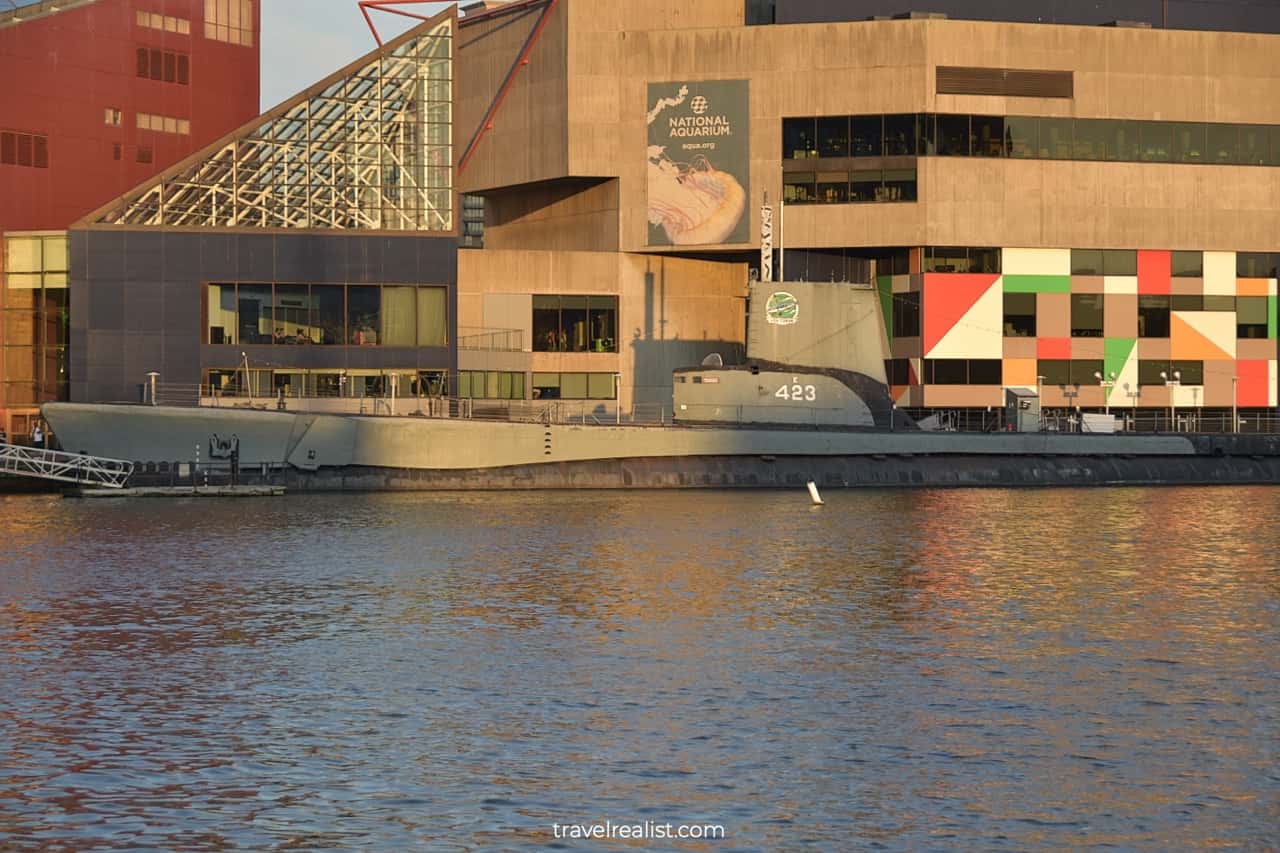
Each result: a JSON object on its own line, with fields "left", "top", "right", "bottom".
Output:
{"left": 1270, "top": 295, "right": 1277, "bottom": 339}
{"left": 1003, "top": 274, "right": 1071, "bottom": 294}
{"left": 877, "top": 275, "right": 894, "bottom": 345}
{"left": 1103, "top": 337, "right": 1136, "bottom": 401}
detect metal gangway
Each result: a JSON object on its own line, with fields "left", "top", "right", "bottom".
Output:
{"left": 0, "top": 443, "right": 134, "bottom": 488}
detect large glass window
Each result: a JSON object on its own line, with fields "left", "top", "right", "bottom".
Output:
{"left": 531, "top": 372, "right": 615, "bottom": 400}
{"left": 816, "top": 171, "right": 848, "bottom": 204}
{"left": 893, "top": 292, "right": 920, "bottom": 338}
{"left": 1207, "top": 124, "right": 1240, "bottom": 164}
{"left": 532, "top": 296, "right": 618, "bottom": 353}
{"left": 1004, "top": 115, "right": 1037, "bottom": 159}
{"left": 417, "top": 287, "right": 447, "bottom": 347}
{"left": 237, "top": 284, "right": 272, "bottom": 345}
{"left": 848, "top": 170, "right": 880, "bottom": 203}
{"left": 850, "top": 116, "right": 882, "bottom": 157}
{"left": 458, "top": 370, "right": 524, "bottom": 399}
{"left": 1070, "top": 249, "right": 1103, "bottom": 276}
{"left": 924, "top": 246, "right": 1001, "bottom": 274}
{"left": 1236, "top": 252, "right": 1277, "bottom": 278}
{"left": 1140, "top": 122, "right": 1174, "bottom": 162}
{"left": 1003, "top": 292, "right": 1036, "bottom": 337}
{"left": 817, "top": 116, "right": 850, "bottom": 158}
{"left": 970, "top": 116, "right": 1004, "bottom": 157}
{"left": 1171, "top": 251, "right": 1203, "bottom": 277}
{"left": 1138, "top": 296, "right": 1170, "bottom": 338}
{"left": 207, "top": 284, "right": 237, "bottom": 344}
{"left": 1173, "top": 123, "right": 1206, "bottom": 163}
{"left": 381, "top": 286, "right": 417, "bottom": 346}
{"left": 348, "top": 287, "right": 380, "bottom": 345}
{"left": 313, "top": 285, "right": 344, "bottom": 345}
{"left": 1071, "top": 294, "right": 1104, "bottom": 338}
{"left": 883, "top": 168, "right": 916, "bottom": 202}
{"left": 1239, "top": 126, "right": 1275, "bottom": 166}
{"left": 1238, "top": 297, "right": 1269, "bottom": 338}
{"left": 1038, "top": 359, "right": 1070, "bottom": 387}
{"left": 883, "top": 114, "right": 916, "bottom": 156}
{"left": 936, "top": 114, "right": 970, "bottom": 156}
{"left": 1103, "top": 250, "right": 1138, "bottom": 276}
{"left": 782, "top": 118, "right": 816, "bottom": 159}
{"left": 783, "top": 172, "right": 815, "bottom": 204}
{"left": 1039, "top": 118, "right": 1073, "bottom": 159}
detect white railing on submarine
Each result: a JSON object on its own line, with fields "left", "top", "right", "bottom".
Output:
{"left": 0, "top": 442, "right": 134, "bottom": 488}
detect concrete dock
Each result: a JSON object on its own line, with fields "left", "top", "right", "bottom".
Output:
{"left": 66, "top": 485, "right": 285, "bottom": 498}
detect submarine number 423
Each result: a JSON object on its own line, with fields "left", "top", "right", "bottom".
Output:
{"left": 775, "top": 383, "right": 817, "bottom": 402}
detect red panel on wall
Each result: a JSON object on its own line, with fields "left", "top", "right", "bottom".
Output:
{"left": 922, "top": 273, "right": 999, "bottom": 355}
{"left": 1137, "top": 250, "right": 1172, "bottom": 295}
{"left": 0, "top": 0, "right": 261, "bottom": 233}
{"left": 1037, "top": 337, "right": 1072, "bottom": 359}
{"left": 1235, "top": 359, "right": 1271, "bottom": 407}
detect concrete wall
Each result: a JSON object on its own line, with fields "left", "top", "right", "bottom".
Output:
{"left": 70, "top": 230, "right": 458, "bottom": 403}
{"left": 457, "top": 6, "right": 1280, "bottom": 254}
{"left": 457, "top": 248, "right": 748, "bottom": 407}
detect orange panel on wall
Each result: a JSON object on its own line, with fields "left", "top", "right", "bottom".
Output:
{"left": 1236, "top": 360, "right": 1271, "bottom": 406}
{"left": 1137, "top": 250, "right": 1171, "bottom": 295}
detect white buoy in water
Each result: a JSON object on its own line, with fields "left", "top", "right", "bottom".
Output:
{"left": 807, "top": 480, "right": 824, "bottom": 506}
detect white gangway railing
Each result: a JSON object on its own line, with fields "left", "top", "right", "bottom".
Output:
{"left": 0, "top": 443, "right": 134, "bottom": 489}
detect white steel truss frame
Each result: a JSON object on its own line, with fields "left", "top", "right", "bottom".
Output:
{"left": 97, "top": 19, "right": 452, "bottom": 232}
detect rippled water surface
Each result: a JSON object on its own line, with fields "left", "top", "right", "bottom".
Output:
{"left": 0, "top": 487, "right": 1277, "bottom": 851}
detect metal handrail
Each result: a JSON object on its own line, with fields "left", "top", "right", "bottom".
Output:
{"left": 0, "top": 443, "right": 134, "bottom": 488}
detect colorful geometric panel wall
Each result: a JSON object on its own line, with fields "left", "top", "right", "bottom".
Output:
{"left": 922, "top": 273, "right": 1001, "bottom": 359}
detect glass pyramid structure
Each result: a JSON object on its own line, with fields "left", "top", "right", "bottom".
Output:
{"left": 91, "top": 11, "right": 453, "bottom": 232}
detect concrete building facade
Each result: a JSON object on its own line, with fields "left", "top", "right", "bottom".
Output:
{"left": 454, "top": 0, "right": 1280, "bottom": 420}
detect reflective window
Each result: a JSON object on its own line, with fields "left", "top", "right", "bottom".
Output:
{"left": 313, "top": 286, "right": 344, "bottom": 345}
{"left": 893, "top": 292, "right": 920, "bottom": 338}
{"left": 1070, "top": 360, "right": 1105, "bottom": 387}
{"left": 1138, "top": 360, "right": 1168, "bottom": 386}
{"left": 971, "top": 116, "right": 1004, "bottom": 157}
{"left": 1039, "top": 118, "right": 1072, "bottom": 159}
{"left": 348, "top": 287, "right": 380, "bottom": 345}
{"left": 848, "top": 170, "right": 879, "bottom": 203}
{"left": 1005, "top": 115, "right": 1037, "bottom": 159}
{"left": 883, "top": 114, "right": 915, "bottom": 156}
{"left": 1238, "top": 296, "right": 1269, "bottom": 338}
{"left": 1207, "top": 124, "right": 1240, "bottom": 164}
{"left": 1171, "top": 251, "right": 1203, "bottom": 277}
{"left": 783, "top": 172, "right": 815, "bottom": 204}
{"left": 532, "top": 296, "right": 618, "bottom": 353}
{"left": 1071, "top": 293, "right": 1104, "bottom": 338}
{"left": 1038, "top": 359, "right": 1070, "bottom": 386}
{"left": 850, "top": 116, "right": 882, "bottom": 157}
{"left": 205, "top": 0, "right": 255, "bottom": 47}
{"left": 1173, "top": 360, "right": 1204, "bottom": 385}
{"left": 458, "top": 370, "right": 524, "bottom": 399}
{"left": 1072, "top": 119, "right": 1108, "bottom": 161}
{"left": 817, "top": 116, "right": 849, "bottom": 158}
{"left": 1173, "top": 123, "right": 1206, "bottom": 163}
{"left": 1236, "top": 252, "right": 1277, "bottom": 278}
{"left": 1003, "top": 292, "right": 1036, "bottom": 337}
{"left": 1239, "top": 125, "right": 1274, "bottom": 166}
{"left": 1138, "top": 296, "right": 1170, "bottom": 338}
{"left": 1140, "top": 122, "right": 1174, "bottom": 162}
{"left": 936, "top": 114, "right": 970, "bottom": 156}
{"left": 1070, "top": 249, "right": 1103, "bottom": 276}
{"left": 816, "top": 171, "right": 848, "bottom": 204}
{"left": 532, "top": 372, "right": 616, "bottom": 400}
{"left": 783, "top": 118, "right": 816, "bottom": 159}
{"left": 924, "top": 246, "right": 1001, "bottom": 274}
{"left": 1103, "top": 250, "right": 1137, "bottom": 276}
{"left": 1171, "top": 295, "right": 1203, "bottom": 311}
{"left": 915, "top": 113, "right": 936, "bottom": 156}
{"left": 883, "top": 168, "right": 916, "bottom": 202}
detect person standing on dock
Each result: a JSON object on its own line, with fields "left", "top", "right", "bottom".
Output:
{"left": 31, "top": 422, "right": 44, "bottom": 450}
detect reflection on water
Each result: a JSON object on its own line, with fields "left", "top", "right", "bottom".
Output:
{"left": 0, "top": 488, "right": 1277, "bottom": 851}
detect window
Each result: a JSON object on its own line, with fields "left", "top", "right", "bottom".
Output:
{"left": 1039, "top": 118, "right": 1072, "bottom": 159}
{"left": 883, "top": 114, "right": 915, "bottom": 156}
{"left": 136, "top": 47, "right": 190, "bottom": 85}
{"left": 1140, "top": 122, "right": 1174, "bottom": 162}
{"left": 1238, "top": 297, "right": 1269, "bottom": 339}
{"left": 458, "top": 371, "right": 524, "bottom": 400}
{"left": 963, "top": 115, "right": 1001, "bottom": 157}
{"left": 816, "top": 171, "right": 848, "bottom": 204}
{"left": 783, "top": 172, "right": 815, "bottom": 204}
{"left": 968, "top": 359, "right": 1002, "bottom": 384}
{"left": 1171, "top": 295, "right": 1202, "bottom": 311}
{"left": 1070, "top": 360, "right": 1104, "bottom": 387}
{"left": 1070, "top": 249, "right": 1103, "bottom": 276}
{"left": 532, "top": 373, "right": 615, "bottom": 400}
{"left": 1173, "top": 123, "right": 1205, "bottom": 163}
{"left": 850, "top": 116, "right": 881, "bottom": 157}
{"left": 348, "top": 287, "right": 381, "bottom": 345}
{"left": 105, "top": 107, "right": 122, "bottom": 127}
{"left": 1204, "top": 295, "right": 1235, "bottom": 312}
{"left": 136, "top": 146, "right": 153, "bottom": 164}
{"left": 1138, "top": 296, "right": 1170, "bottom": 338}
{"left": 137, "top": 112, "right": 191, "bottom": 135}
{"left": 1071, "top": 294, "right": 1104, "bottom": 337}
{"left": 817, "top": 116, "right": 849, "bottom": 158}
{"left": 1102, "top": 250, "right": 1137, "bottom": 276}
{"left": 924, "top": 247, "right": 1001, "bottom": 274}
{"left": 886, "top": 358, "right": 912, "bottom": 385}
{"left": 532, "top": 295, "right": 618, "bottom": 353}
{"left": 1171, "top": 251, "right": 1203, "bottom": 277}
{"left": 1003, "top": 292, "right": 1036, "bottom": 337}
{"left": 1236, "top": 252, "right": 1277, "bottom": 278}
{"left": 205, "top": 0, "right": 255, "bottom": 47}
{"left": 782, "top": 118, "right": 816, "bottom": 159}
{"left": 1038, "top": 359, "right": 1070, "bottom": 387}
{"left": 206, "top": 284, "right": 444, "bottom": 348}
{"left": 924, "top": 359, "right": 967, "bottom": 384}
{"left": 1174, "top": 360, "right": 1204, "bottom": 385}
{"left": 0, "top": 131, "right": 49, "bottom": 169}
{"left": 936, "top": 114, "right": 970, "bottom": 156}
{"left": 112, "top": 143, "right": 122, "bottom": 161}
{"left": 893, "top": 292, "right": 920, "bottom": 338}
{"left": 138, "top": 10, "right": 191, "bottom": 35}
{"left": 1207, "top": 124, "right": 1239, "bottom": 164}
{"left": 1005, "top": 115, "right": 1037, "bottom": 158}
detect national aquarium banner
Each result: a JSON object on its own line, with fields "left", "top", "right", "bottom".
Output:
{"left": 646, "top": 80, "right": 750, "bottom": 247}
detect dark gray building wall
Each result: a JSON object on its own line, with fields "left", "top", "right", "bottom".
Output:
{"left": 773, "top": 0, "right": 1280, "bottom": 33}
{"left": 70, "top": 230, "right": 458, "bottom": 404}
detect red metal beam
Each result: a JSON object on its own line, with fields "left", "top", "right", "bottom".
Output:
{"left": 457, "top": 0, "right": 559, "bottom": 176}
{"left": 358, "top": 0, "right": 439, "bottom": 47}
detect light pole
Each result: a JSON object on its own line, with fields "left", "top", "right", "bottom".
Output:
{"left": 1036, "top": 374, "right": 1045, "bottom": 431}
{"left": 1094, "top": 370, "right": 1117, "bottom": 417}
{"left": 1061, "top": 383, "right": 1080, "bottom": 432}
{"left": 1232, "top": 375, "right": 1238, "bottom": 434}
{"left": 1161, "top": 369, "right": 1181, "bottom": 431}
{"left": 1123, "top": 381, "right": 1141, "bottom": 431}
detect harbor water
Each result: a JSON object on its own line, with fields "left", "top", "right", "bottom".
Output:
{"left": 0, "top": 487, "right": 1277, "bottom": 850}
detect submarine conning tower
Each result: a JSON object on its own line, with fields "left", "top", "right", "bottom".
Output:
{"left": 673, "top": 280, "right": 914, "bottom": 430}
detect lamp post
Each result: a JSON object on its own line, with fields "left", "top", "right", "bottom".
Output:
{"left": 1094, "top": 370, "right": 1117, "bottom": 417}
{"left": 1161, "top": 369, "right": 1181, "bottom": 431}
{"left": 1036, "top": 374, "right": 1045, "bottom": 431}
{"left": 1061, "top": 383, "right": 1080, "bottom": 432}
{"left": 1123, "top": 381, "right": 1141, "bottom": 431}
{"left": 1232, "top": 375, "right": 1238, "bottom": 434}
